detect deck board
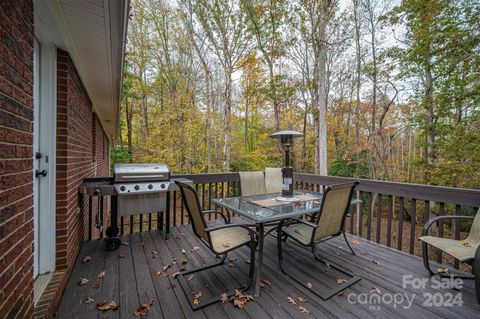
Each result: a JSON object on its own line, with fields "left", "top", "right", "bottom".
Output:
{"left": 56, "top": 225, "right": 480, "bottom": 319}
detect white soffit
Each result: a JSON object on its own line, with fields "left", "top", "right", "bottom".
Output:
{"left": 35, "top": 0, "right": 129, "bottom": 140}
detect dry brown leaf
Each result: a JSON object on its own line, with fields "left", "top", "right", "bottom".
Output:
{"left": 261, "top": 279, "right": 272, "bottom": 286}
{"left": 287, "top": 296, "right": 297, "bottom": 304}
{"left": 85, "top": 296, "right": 94, "bottom": 304}
{"left": 82, "top": 256, "right": 91, "bottom": 263}
{"left": 351, "top": 240, "right": 361, "bottom": 245}
{"left": 297, "top": 296, "right": 308, "bottom": 303}
{"left": 155, "top": 271, "right": 162, "bottom": 276}
{"left": 118, "top": 254, "right": 126, "bottom": 259}
{"left": 336, "top": 291, "right": 345, "bottom": 297}
{"left": 191, "top": 246, "right": 200, "bottom": 252}
{"left": 162, "top": 264, "right": 170, "bottom": 272}
{"left": 96, "top": 300, "right": 119, "bottom": 311}
{"left": 171, "top": 271, "right": 181, "bottom": 278}
{"left": 192, "top": 291, "right": 202, "bottom": 299}
{"left": 133, "top": 298, "right": 154, "bottom": 317}
{"left": 230, "top": 289, "right": 254, "bottom": 309}
{"left": 306, "top": 282, "right": 312, "bottom": 289}
{"left": 233, "top": 298, "right": 245, "bottom": 309}
{"left": 438, "top": 267, "right": 449, "bottom": 274}
{"left": 371, "top": 287, "right": 382, "bottom": 294}
{"left": 167, "top": 282, "right": 175, "bottom": 289}
{"left": 220, "top": 293, "right": 229, "bottom": 304}
{"left": 193, "top": 298, "right": 200, "bottom": 306}
{"left": 175, "top": 235, "right": 183, "bottom": 240}
{"left": 186, "top": 274, "right": 194, "bottom": 281}
{"left": 372, "top": 260, "right": 381, "bottom": 266}
{"left": 461, "top": 240, "right": 471, "bottom": 247}
{"left": 181, "top": 259, "right": 188, "bottom": 265}
{"left": 92, "top": 282, "right": 101, "bottom": 289}
{"left": 97, "top": 271, "right": 106, "bottom": 278}
{"left": 181, "top": 249, "right": 187, "bottom": 254}
{"left": 336, "top": 278, "right": 348, "bottom": 284}
{"left": 299, "top": 306, "right": 310, "bottom": 314}
{"left": 79, "top": 276, "right": 89, "bottom": 286}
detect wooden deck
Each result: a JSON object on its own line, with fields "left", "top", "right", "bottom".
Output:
{"left": 56, "top": 224, "right": 479, "bottom": 319}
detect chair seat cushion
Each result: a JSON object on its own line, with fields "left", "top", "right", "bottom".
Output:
{"left": 283, "top": 223, "right": 314, "bottom": 245}
{"left": 210, "top": 226, "right": 251, "bottom": 253}
{"left": 420, "top": 236, "right": 479, "bottom": 262}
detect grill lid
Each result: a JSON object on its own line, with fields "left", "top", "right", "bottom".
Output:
{"left": 114, "top": 163, "right": 170, "bottom": 182}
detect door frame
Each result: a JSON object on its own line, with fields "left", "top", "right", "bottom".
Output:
{"left": 33, "top": 16, "right": 57, "bottom": 277}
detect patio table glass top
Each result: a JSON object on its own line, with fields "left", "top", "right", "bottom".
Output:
{"left": 213, "top": 190, "right": 361, "bottom": 224}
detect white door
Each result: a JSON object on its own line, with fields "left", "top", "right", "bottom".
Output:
{"left": 32, "top": 36, "right": 56, "bottom": 278}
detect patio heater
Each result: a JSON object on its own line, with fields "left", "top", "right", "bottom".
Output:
{"left": 270, "top": 130, "right": 303, "bottom": 200}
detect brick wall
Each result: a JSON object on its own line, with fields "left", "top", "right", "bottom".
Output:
{"left": 0, "top": 0, "right": 35, "bottom": 318}
{"left": 55, "top": 49, "right": 109, "bottom": 273}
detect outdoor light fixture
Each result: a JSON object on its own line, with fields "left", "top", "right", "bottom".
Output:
{"left": 270, "top": 130, "right": 303, "bottom": 200}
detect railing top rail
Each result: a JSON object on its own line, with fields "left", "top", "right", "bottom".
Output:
{"left": 172, "top": 172, "right": 240, "bottom": 183}
{"left": 294, "top": 173, "right": 480, "bottom": 207}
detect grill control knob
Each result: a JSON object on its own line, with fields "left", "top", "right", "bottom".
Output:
{"left": 148, "top": 184, "right": 153, "bottom": 190}
{"left": 134, "top": 185, "right": 140, "bottom": 191}
{"left": 160, "top": 183, "right": 166, "bottom": 189}
{"left": 120, "top": 186, "right": 126, "bottom": 192}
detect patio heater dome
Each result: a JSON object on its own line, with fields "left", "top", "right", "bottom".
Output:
{"left": 270, "top": 130, "right": 303, "bottom": 199}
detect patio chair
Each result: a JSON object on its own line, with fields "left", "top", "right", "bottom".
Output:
{"left": 265, "top": 167, "right": 282, "bottom": 193}
{"left": 420, "top": 208, "right": 480, "bottom": 303}
{"left": 276, "top": 181, "right": 361, "bottom": 300}
{"left": 239, "top": 171, "right": 267, "bottom": 196}
{"left": 174, "top": 181, "right": 256, "bottom": 310}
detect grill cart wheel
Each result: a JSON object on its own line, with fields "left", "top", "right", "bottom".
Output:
{"left": 105, "top": 237, "right": 122, "bottom": 251}
{"left": 106, "top": 226, "right": 119, "bottom": 238}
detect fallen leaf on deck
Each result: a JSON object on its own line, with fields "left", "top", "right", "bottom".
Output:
{"left": 297, "top": 296, "right": 308, "bottom": 303}
{"left": 162, "top": 264, "right": 170, "bottom": 272}
{"left": 85, "top": 296, "right": 94, "bottom": 304}
{"left": 97, "top": 271, "right": 106, "bottom": 278}
{"left": 306, "top": 282, "right": 312, "bottom": 289}
{"left": 171, "top": 258, "right": 178, "bottom": 265}
{"left": 351, "top": 240, "right": 361, "bottom": 245}
{"left": 192, "top": 246, "right": 200, "bottom": 252}
{"left": 371, "top": 287, "right": 382, "bottom": 294}
{"left": 175, "top": 235, "right": 183, "bottom": 240}
{"left": 133, "top": 298, "right": 154, "bottom": 317}
{"left": 261, "top": 279, "right": 272, "bottom": 286}
{"left": 336, "top": 278, "right": 348, "bottom": 284}
{"left": 96, "top": 300, "right": 119, "bottom": 311}
{"left": 92, "top": 282, "right": 101, "bottom": 289}
{"left": 193, "top": 298, "right": 200, "bottom": 306}
{"left": 167, "top": 282, "right": 175, "bottom": 289}
{"left": 299, "top": 306, "right": 310, "bottom": 314}
{"left": 438, "top": 267, "right": 449, "bottom": 274}
{"left": 192, "top": 291, "right": 202, "bottom": 298}
{"left": 372, "top": 260, "right": 381, "bottom": 266}
{"left": 181, "top": 258, "right": 188, "bottom": 265}
{"left": 186, "top": 274, "right": 194, "bottom": 281}
{"left": 82, "top": 256, "right": 91, "bottom": 263}
{"left": 220, "top": 293, "right": 229, "bottom": 303}
{"left": 118, "top": 254, "right": 126, "bottom": 258}
{"left": 79, "top": 276, "right": 89, "bottom": 286}
{"left": 171, "top": 271, "right": 181, "bottom": 278}
{"left": 228, "top": 263, "right": 235, "bottom": 268}
{"left": 230, "top": 289, "right": 253, "bottom": 309}
{"left": 155, "top": 271, "right": 162, "bottom": 276}
{"left": 287, "top": 296, "right": 297, "bottom": 304}
{"left": 336, "top": 291, "right": 345, "bottom": 297}
{"left": 181, "top": 249, "right": 187, "bottom": 254}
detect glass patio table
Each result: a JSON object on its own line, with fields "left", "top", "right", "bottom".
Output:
{"left": 213, "top": 189, "right": 362, "bottom": 296}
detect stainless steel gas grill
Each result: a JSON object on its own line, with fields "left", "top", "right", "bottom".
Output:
{"left": 114, "top": 163, "right": 171, "bottom": 216}
{"left": 79, "top": 163, "right": 192, "bottom": 250}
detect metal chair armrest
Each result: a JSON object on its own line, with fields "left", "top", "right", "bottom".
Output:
{"left": 205, "top": 223, "right": 256, "bottom": 238}
{"left": 202, "top": 210, "right": 230, "bottom": 224}
{"left": 423, "top": 215, "right": 474, "bottom": 236}
{"left": 279, "top": 217, "right": 318, "bottom": 230}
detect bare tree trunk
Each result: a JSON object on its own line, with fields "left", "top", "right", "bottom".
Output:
{"left": 223, "top": 68, "right": 232, "bottom": 171}
{"left": 353, "top": 0, "right": 362, "bottom": 174}
{"left": 424, "top": 56, "right": 435, "bottom": 183}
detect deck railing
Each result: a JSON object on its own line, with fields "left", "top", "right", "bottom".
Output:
{"left": 84, "top": 172, "right": 480, "bottom": 269}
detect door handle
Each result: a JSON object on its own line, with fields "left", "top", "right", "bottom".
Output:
{"left": 35, "top": 169, "right": 47, "bottom": 177}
